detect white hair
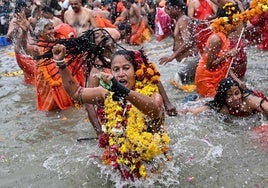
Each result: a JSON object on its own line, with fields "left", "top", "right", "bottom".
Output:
{"left": 33, "top": 18, "right": 53, "bottom": 38}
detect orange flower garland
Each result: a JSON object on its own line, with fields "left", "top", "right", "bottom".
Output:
{"left": 211, "top": 0, "right": 268, "bottom": 34}
{"left": 39, "top": 59, "right": 62, "bottom": 87}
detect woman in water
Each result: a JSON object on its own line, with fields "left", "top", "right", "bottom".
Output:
{"left": 182, "top": 78, "right": 268, "bottom": 119}
{"left": 51, "top": 44, "right": 170, "bottom": 180}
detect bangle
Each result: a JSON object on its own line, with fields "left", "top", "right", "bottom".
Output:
{"left": 54, "top": 59, "right": 67, "bottom": 69}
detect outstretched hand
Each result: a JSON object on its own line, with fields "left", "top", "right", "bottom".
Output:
{"left": 52, "top": 44, "right": 66, "bottom": 61}
{"left": 159, "top": 56, "right": 173, "bottom": 65}
{"left": 13, "top": 12, "right": 30, "bottom": 32}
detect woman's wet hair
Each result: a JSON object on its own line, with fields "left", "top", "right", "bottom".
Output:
{"left": 207, "top": 78, "right": 243, "bottom": 111}
{"left": 36, "top": 28, "right": 126, "bottom": 84}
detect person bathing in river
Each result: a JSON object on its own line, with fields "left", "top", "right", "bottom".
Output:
{"left": 180, "top": 78, "right": 268, "bottom": 121}
{"left": 51, "top": 43, "right": 171, "bottom": 180}
{"left": 195, "top": 2, "right": 246, "bottom": 98}
{"left": 159, "top": 0, "right": 200, "bottom": 85}
{"left": 85, "top": 29, "right": 177, "bottom": 136}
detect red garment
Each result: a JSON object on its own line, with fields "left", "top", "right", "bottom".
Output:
{"left": 193, "top": 0, "right": 214, "bottom": 53}
{"left": 15, "top": 53, "right": 36, "bottom": 85}
{"left": 155, "top": 7, "right": 172, "bottom": 41}
{"left": 249, "top": 11, "right": 268, "bottom": 50}
{"left": 195, "top": 32, "right": 231, "bottom": 97}
{"left": 227, "top": 90, "right": 268, "bottom": 117}
{"left": 195, "top": 23, "right": 213, "bottom": 53}
{"left": 95, "top": 14, "right": 116, "bottom": 28}
{"left": 35, "top": 56, "right": 74, "bottom": 111}
{"left": 193, "top": 0, "right": 214, "bottom": 20}
{"left": 230, "top": 39, "right": 247, "bottom": 78}
{"left": 130, "top": 20, "right": 150, "bottom": 45}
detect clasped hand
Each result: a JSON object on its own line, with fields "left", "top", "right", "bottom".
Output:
{"left": 52, "top": 44, "right": 66, "bottom": 61}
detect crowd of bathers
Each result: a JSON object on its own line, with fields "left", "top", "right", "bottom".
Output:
{"left": 2, "top": 0, "right": 268, "bottom": 180}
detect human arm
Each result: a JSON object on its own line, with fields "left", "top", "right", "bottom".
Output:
{"left": 13, "top": 12, "right": 39, "bottom": 57}
{"left": 88, "top": 9, "right": 97, "bottom": 28}
{"left": 247, "top": 95, "right": 268, "bottom": 118}
{"left": 97, "top": 73, "right": 164, "bottom": 119}
{"left": 157, "top": 81, "right": 177, "bottom": 116}
{"left": 52, "top": 44, "right": 106, "bottom": 104}
{"left": 187, "top": 0, "right": 198, "bottom": 20}
{"left": 205, "top": 34, "right": 238, "bottom": 70}
{"left": 178, "top": 105, "right": 210, "bottom": 115}
{"left": 159, "top": 17, "right": 195, "bottom": 65}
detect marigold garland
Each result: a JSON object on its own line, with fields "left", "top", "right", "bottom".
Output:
{"left": 39, "top": 59, "right": 62, "bottom": 87}
{"left": 100, "top": 60, "right": 170, "bottom": 180}
{"left": 211, "top": 0, "right": 268, "bottom": 34}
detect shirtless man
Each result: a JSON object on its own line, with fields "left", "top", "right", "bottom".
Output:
{"left": 159, "top": 0, "right": 200, "bottom": 84}
{"left": 64, "top": 0, "right": 97, "bottom": 36}
{"left": 115, "top": 0, "right": 150, "bottom": 45}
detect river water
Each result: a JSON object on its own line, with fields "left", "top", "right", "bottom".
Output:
{"left": 0, "top": 36, "right": 268, "bottom": 188}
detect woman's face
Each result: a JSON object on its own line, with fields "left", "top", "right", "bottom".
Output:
{"left": 94, "top": 30, "right": 116, "bottom": 59}
{"left": 225, "top": 86, "right": 243, "bottom": 108}
{"left": 111, "top": 55, "right": 136, "bottom": 90}
{"left": 40, "top": 23, "right": 55, "bottom": 41}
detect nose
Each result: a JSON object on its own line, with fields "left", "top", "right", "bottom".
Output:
{"left": 232, "top": 94, "right": 240, "bottom": 101}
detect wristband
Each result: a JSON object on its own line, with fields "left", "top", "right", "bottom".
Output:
{"left": 55, "top": 59, "right": 67, "bottom": 69}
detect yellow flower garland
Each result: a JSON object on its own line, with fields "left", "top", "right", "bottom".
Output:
{"left": 211, "top": 0, "right": 268, "bottom": 34}
{"left": 102, "top": 64, "right": 170, "bottom": 179}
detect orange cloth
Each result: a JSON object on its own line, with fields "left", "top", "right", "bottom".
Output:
{"left": 195, "top": 32, "right": 231, "bottom": 97}
{"left": 54, "top": 23, "right": 77, "bottom": 39}
{"left": 130, "top": 21, "right": 150, "bottom": 45}
{"left": 15, "top": 53, "right": 36, "bottom": 85}
{"left": 116, "top": 1, "right": 125, "bottom": 13}
{"left": 95, "top": 14, "right": 116, "bottom": 28}
{"left": 35, "top": 58, "right": 74, "bottom": 111}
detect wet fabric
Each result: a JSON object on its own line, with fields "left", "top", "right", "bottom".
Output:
{"left": 249, "top": 11, "right": 268, "bottom": 50}
{"left": 155, "top": 7, "right": 172, "bottom": 41}
{"left": 95, "top": 14, "right": 116, "bottom": 28}
{"left": 15, "top": 53, "right": 36, "bottom": 85}
{"left": 195, "top": 22, "right": 213, "bottom": 53}
{"left": 193, "top": 0, "right": 214, "bottom": 20}
{"left": 130, "top": 20, "right": 151, "bottom": 45}
{"left": 176, "top": 55, "right": 201, "bottom": 84}
{"left": 230, "top": 39, "right": 247, "bottom": 78}
{"left": 195, "top": 32, "right": 231, "bottom": 97}
{"left": 35, "top": 58, "right": 74, "bottom": 111}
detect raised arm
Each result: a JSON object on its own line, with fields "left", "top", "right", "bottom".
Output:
{"left": 52, "top": 44, "right": 106, "bottom": 104}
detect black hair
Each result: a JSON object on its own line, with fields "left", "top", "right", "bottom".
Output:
{"left": 111, "top": 49, "right": 148, "bottom": 71}
{"left": 14, "top": 0, "right": 27, "bottom": 13}
{"left": 42, "top": 6, "right": 54, "bottom": 14}
{"left": 36, "top": 28, "right": 126, "bottom": 85}
{"left": 206, "top": 78, "right": 243, "bottom": 111}
{"left": 216, "top": 2, "right": 241, "bottom": 18}
{"left": 166, "top": 0, "right": 187, "bottom": 12}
